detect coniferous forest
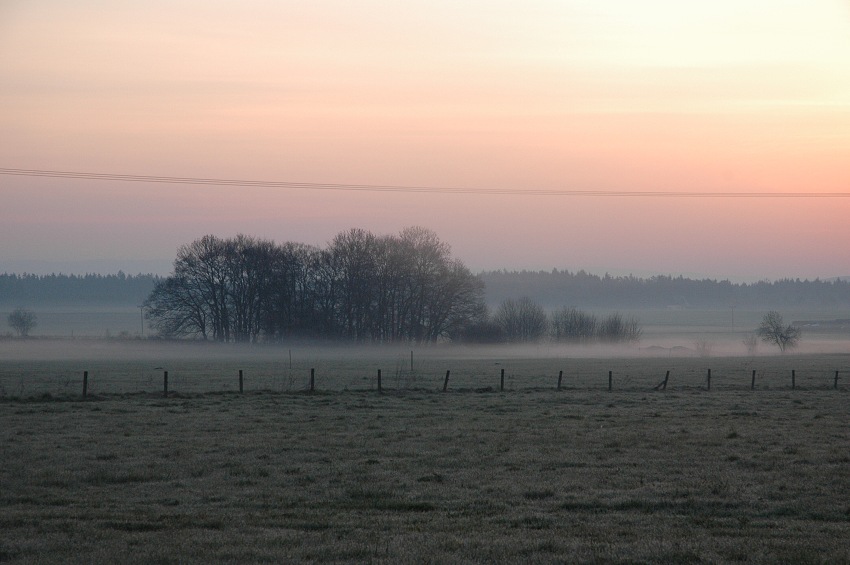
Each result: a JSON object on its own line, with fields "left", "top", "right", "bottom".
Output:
{"left": 0, "top": 272, "right": 159, "bottom": 306}
{"left": 480, "top": 269, "right": 850, "bottom": 309}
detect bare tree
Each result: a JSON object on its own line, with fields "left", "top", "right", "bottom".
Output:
{"left": 146, "top": 234, "right": 279, "bottom": 342}
{"left": 550, "top": 307, "right": 597, "bottom": 343}
{"left": 8, "top": 307, "right": 37, "bottom": 337}
{"left": 597, "top": 312, "right": 642, "bottom": 343}
{"left": 425, "top": 259, "right": 485, "bottom": 343}
{"left": 145, "top": 276, "right": 209, "bottom": 339}
{"left": 757, "top": 311, "right": 800, "bottom": 353}
{"left": 264, "top": 242, "right": 322, "bottom": 339}
{"left": 144, "top": 228, "right": 485, "bottom": 344}
{"left": 450, "top": 303, "right": 503, "bottom": 343}
{"left": 694, "top": 340, "right": 713, "bottom": 358}
{"left": 398, "top": 226, "right": 453, "bottom": 343}
{"left": 494, "top": 297, "right": 548, "bottom": 342}
{"left": 742, "top": 333, "right": 758, "bottom": 356}
{"left": 328, "top": 228, "right": 378, "bottom": 341}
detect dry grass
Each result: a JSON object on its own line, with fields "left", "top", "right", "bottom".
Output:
{"left": 2, "top": 354, "right": 850, "bottom": 563}
{"left": 1, "top": 339, "right": 847, "bottom": 397}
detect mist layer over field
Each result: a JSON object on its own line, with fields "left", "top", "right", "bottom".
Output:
{"left": 1, "top": 331, "right": 849, "bottom": 363}
{"left": 2, "top": 304, "right": 849, "bottom": 351}
{"left": 1, "top": 339, "right": 847, "bottom": 400}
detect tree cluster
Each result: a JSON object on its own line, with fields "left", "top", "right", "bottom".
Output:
{"left": 144, "top": 228, "right": 485, "bottom": 343}
{"left": 456, "top": 299, "right": 642, "bottom": 344}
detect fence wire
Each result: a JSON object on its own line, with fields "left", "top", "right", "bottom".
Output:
{"left": 1, "top": 355, "right": 846, "bottom": 398}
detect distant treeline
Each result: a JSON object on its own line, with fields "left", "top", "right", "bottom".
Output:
{"left": 3, "top": 260, "right": 849, "bottom": 313}
{"left": 480, "top": 270, "right": 850, "bottom": 309}
{"left": 0, "top": 272, "right": 159, "bottom": 306}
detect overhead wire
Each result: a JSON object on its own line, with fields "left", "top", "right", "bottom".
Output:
{"left": 1, "top": 167, "right": 848, "bottom": 198}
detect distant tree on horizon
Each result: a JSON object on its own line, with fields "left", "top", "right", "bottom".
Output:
{"left": 757, "top": 311, "right": 801, "bottom": 353}
{"left": 8, "top": 307, "right": 37, "bottom": 337}
{"left": 494, "top": 297, "right": 549, "bottom": 342}
{"left": 596, "top": 312, "right": 642, "bottom": 343}
{"left": 742, "top": 333, "right": 758, "bottom": 356}
{"left": 550, "top": 307, "right": 597, "bottom": 343}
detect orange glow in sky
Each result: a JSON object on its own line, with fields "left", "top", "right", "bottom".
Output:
{"left": 1, "top": 1, "right": 849, "bottom": 280}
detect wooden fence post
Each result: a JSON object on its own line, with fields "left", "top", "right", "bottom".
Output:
{"left": 443, "top": 370, "right": 450, "bottom": 392}
{"left": 163, "top": 371, "right": 168, "bottom": 397}
{"left": 653, "top": 371, "right": 669, "bottom": 391}
{"left": 239, "top": 369, "right": 243, "bottom": 394}
{"left": 500, "top": 368, "right": 505, "bottom": 392}
{"left": 706, "top": 368, "right": 711, "bottom": 391}
{"left": 608, "top": 371, "right": 612, "bottom": 392}
{"left": 557, "top": 370, "right": 563, "bottom": 390}
{"left": 835, "top": 370, "right": 840, "bottom": 389}
{"left": 751, "top": 369, "right": 756, "bottom": 390}
{"left": 377, "top": 369, "right": 382, "bottom": 392}
{"left": 791, "top": 369, "right": 796, "bottom": 390}
{"left": 83, "top": 371, "right": 88, "bottom": 398}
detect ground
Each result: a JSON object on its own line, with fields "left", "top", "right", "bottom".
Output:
{"left": 2, "top": 360, "right": 849, "bottom": 563}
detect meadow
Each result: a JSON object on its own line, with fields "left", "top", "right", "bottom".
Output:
{"left": 1, "top": 342, "right": 849, "bottom": 563}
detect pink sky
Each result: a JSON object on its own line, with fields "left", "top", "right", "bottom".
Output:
{"left": 1, "top": 1, "right": 849, "bottom": 280}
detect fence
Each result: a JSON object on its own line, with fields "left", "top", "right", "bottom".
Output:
{"left": 0, "top": 355, "right": 846, "bottom": 399}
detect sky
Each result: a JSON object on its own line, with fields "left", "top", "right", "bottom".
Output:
{"left": 1, "top": 0, "right": 849, "bottom": 281}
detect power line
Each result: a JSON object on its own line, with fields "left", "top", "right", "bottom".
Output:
{"left": 1, "top": 167, "right": 848, "bottom": 198}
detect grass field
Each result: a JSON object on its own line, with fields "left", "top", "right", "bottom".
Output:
{"left": 0, "top": 307, "right": 146, "bottom": 339}
{"left": 2, "top": 345, "right": 849, "bottom": 563}
{"left": 0, "top": 339, "right": 848, "bottom": 397}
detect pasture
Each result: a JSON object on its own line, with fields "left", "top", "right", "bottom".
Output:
{"left": 2, "top": 343, "right": 849, "bottom": 563}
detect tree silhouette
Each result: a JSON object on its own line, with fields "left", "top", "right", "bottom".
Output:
{"left": 494, "top": 297, "right": 548, "bottom": 342}
{"left": 8, "top": 308, "right": 37, "bottom": 337}
{"left": 757, "top": 311, "right": 801, "bottom": 353}
{"left": 145, "top": 229, "right": 484, "bottom": 343}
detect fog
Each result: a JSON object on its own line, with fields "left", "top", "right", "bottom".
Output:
{"left": 1, "top": 330, "right": 848, "bottom": 365}
{"left": 4, "top": 302, "right": 849, "bottom": 362}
